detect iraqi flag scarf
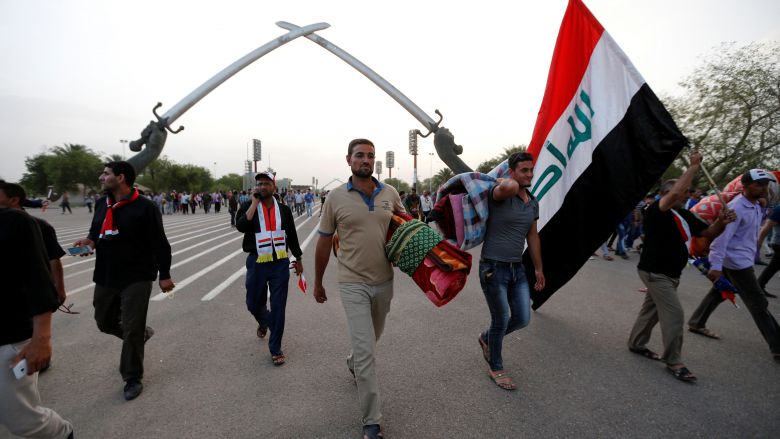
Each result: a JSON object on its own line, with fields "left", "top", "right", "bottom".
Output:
{"left": 523, "top": 0, "right": 688, "bottom": 309}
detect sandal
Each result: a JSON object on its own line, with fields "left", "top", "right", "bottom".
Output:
{"left": 629, "top": 347, "right": 662, "bottom": 361}
{"left": 272, "top": 354, "right": 285, "bottom": 366}
{"left": 603, "top": 255, "right": 614, "bottom": 261}
{"left": 257, "top": 325, "right": 267, "bottom": 339}
{"left": 666, "top": 365, "right": 697, "bottom": 383}
{"left": 688, "top": 326, "right": 721, "bottom": 339}
{"left": 488, "top": 370, "right": 517, "bottom": 391}
{"left": 363, "top": 424, "right": 383, "bottom": 439}
{"left": 478, "top": 334, "right": 489, "bottom": 364}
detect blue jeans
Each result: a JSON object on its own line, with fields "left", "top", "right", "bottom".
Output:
{"left": 305, "top": 202, "right": 313, "bottom": 217}
{"left": 479, "top": 259, "right": 531, "bottom": 371}
{"left": 616, "top": 224, "right": 628, "bottom": 256}
{"left": 245, "top": 255, "right": 290, "bottom": 356}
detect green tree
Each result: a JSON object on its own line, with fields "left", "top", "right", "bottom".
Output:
{"left": 20, "top": 144, "right": 103, "bottom": 196}
{"left": 430, "top": 168, "right": 455, "bottom": 192}
{"left": 214, "top": 173, "right": 243, "bottom": 192}
{"left": 382, "top": 177, "right": 410, "bottom": 194}
{"left": 20, "top": 154, "right": 53, "bottom": 195}
{"left": 666, "top": 42, "right": 780, "bottom": 186}
{"left": 476, "top": 145, "right": 528, "bottom": 173}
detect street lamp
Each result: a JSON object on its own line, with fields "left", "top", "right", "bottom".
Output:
{"left": 119, "top": 139, "right": 128, "bottom": 160}
{"left": 213, "top": 162, "right": 217, "bottom": 180}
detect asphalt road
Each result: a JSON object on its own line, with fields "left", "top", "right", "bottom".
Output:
{"left": 3, "top": 205, "right": 779, "bottom": 438}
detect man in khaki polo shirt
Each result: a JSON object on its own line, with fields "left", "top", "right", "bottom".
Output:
{"left": 314, "top": 138, "right": 404, "bottom": 439}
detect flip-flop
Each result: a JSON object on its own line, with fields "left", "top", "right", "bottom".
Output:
{"left": 488, "top": 370, "right": 517, "bottom": 391}
{"left": 688, "top": 326, "right": 721, "bottom": 339}
{"left": 667, "top": 366, "right": 697, "bottom": 383}
{"left": 629, "top": 347, "right": 662, "bottom": 361}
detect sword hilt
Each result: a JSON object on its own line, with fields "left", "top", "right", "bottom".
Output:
{"left": 129, "top": 102, "right": 183, "bottom": 152}
{"left": 417, "top": 109, "right": 444, "bottom": 138}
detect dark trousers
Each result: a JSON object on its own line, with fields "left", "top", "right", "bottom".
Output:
{"left": 689, "top": 266, "right": 780, "bottom": 354}
{"left": 228, "top": 208, "right": 237, "bottom": 226}
{"left": 758, "top": 244, "right": 780, "bottom": 290}
{"left": 93, "top": 281, "right": 153, "bottom": 381}
{"left": 245, "top": 255, "right": 290, "bottom": 356}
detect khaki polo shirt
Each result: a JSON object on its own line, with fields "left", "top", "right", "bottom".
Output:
{"left": 318, "top": 178, "right": 404, "bottom": 284}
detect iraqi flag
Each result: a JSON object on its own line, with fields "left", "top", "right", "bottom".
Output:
{"left": 522, "top": 0, "right": 688, "bottom": 309}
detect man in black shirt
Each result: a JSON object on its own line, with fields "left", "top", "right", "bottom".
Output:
{"left": 0, "top": 182, "right": 73, "bottom": 438}
{"left": 627, "top": 151, "right": 734, "bottom": 382}
{"left": 0, "top": 182, "right": 67, "bottom": 306}
{"left": 74, "top": 161, "right": 175, "bottom": 400}
{"left": 236, "top": 171, "right": 303, "bottom": 366}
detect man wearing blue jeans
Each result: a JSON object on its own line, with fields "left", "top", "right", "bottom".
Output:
{"left": 477, "top": 152, "right": 545, "bottom": 391}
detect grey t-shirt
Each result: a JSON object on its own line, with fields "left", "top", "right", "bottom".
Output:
{"left": 481, "top": 186, "right": 539, "bottom": 262}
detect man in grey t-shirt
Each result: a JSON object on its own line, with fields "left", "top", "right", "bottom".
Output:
{"left": 477, "top": 152, "right": 545, "bottom": 391}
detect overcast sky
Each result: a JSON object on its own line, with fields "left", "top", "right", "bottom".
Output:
{"left": 1, "top": 0, "right": 778, "bottom": 190}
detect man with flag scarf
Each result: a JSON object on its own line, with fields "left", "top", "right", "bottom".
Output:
{"left": 688, "top": 169, "right": 780, "bottom": 362}
{"left": 236, "top": 171, "right": 303, "bottom": 366}
{"left": 74, "top": 161, "right": 174, "bottom": 401}
{"left": 627, "top": 151, "right": 734, "bottom": 382}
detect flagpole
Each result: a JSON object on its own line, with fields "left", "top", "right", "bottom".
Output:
{"left": 699, "top": 162, "right": 727, "bottom": 206}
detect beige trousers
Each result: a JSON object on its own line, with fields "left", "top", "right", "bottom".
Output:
{"left": 0, "top": 341, "right": 73, "bottom": 438}
{"left": 340, "top": 280, "right": 394, "bottom": 426}
{"left": 628, "top": 270, "right": 684, "bottom": 365}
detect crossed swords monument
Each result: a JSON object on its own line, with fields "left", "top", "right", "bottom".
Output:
{"left": 126, "top": 22, "right": 473, "bottom": 177}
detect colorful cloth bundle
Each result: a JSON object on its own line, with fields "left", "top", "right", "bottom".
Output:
{"left": 386, "top": 212, "right": 472, "bottom": 307}
{"left": 429, "top": 161, "right": 510, "bottom": 250}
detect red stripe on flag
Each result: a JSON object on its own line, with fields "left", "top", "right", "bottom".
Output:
{"left": 528, "top": 0, "right": 604, "bottom": 157}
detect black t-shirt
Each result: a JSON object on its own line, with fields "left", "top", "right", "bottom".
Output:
{"left": 0, "top": 208, "right": 59, "bottom": 345}
{"left": 34, "top": 217, "right": 66, "bottom": 260}
{"left": 637, "top": 203, "right": 708, "bottom": 278}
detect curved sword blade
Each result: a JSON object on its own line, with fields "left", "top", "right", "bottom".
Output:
{"left": 276, "top": 21, "right": 438, "bottom": 133}
{"left": 162, "top": 22, "right": 330, "bottom": 125}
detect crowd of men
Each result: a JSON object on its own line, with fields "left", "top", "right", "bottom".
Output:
{"left": 1, "top": 145, "right": 778, "bottom": 438}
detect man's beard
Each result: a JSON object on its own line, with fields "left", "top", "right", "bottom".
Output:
{"left": 352, "top": 167, "right": 372, "bottom": 178}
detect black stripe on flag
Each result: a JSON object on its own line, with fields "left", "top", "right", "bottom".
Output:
{"left": 525, "top": 84, "right": 688, "bottom": 309}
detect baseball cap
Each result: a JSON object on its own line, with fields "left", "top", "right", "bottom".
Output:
{"left": 255, "top": 171, "right": 275, "bottom": 182}
{"left": 741, "top": 169, "right": 775, "bottom": 184}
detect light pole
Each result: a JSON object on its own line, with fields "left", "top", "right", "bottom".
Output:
{"left": 428, "top": 152, "right": 434, "bottom": 192}
{"left": 213, "top": 162, "right": 217, "bottom": 180}
{"left": 119, "top": 139, "right": 128, "bottom": 160}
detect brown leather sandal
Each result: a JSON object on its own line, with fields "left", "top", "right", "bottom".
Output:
{"left": 488, "top": 370, "right": 516, "bottom": 391}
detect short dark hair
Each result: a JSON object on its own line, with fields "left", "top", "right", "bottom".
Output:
{"left": 348, "top": 138, "right": 375, "bottom": 156}
{"left": 104, "top": 161, "right": 137, "bottom": 186}
{"left": 508, "top": 152, "right": 534, "bottom": 170}
{"left": 0, "top": 181, "right": 26, "bottom": 203}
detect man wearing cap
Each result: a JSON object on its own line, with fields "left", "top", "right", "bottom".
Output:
{"left": 688, "top": 169, "right": 780, "bottom": 362}
{"left": 313, "top": 138, "right": 404, "bottom": 439}
{"left": 236, "top": 171, "right": 303, "bottom": 366}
